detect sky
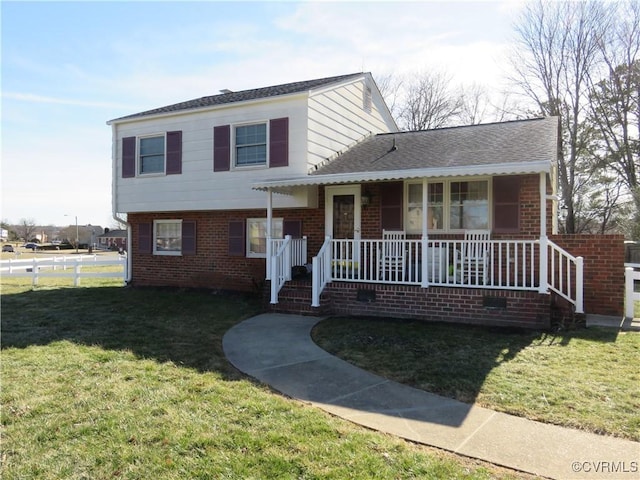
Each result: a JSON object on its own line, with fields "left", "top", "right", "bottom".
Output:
{"left": 1, "top": 0, "right": 526, "bottom": 228}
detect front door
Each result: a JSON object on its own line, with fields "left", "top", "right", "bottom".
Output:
{"left": 326, "top": 185, "right": 362, "bottom": 270}
{"left": 326, "top": 185, "right": 361, "bottom": 240}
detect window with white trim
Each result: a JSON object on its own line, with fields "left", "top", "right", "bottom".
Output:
{"left": 405, "top": 179, "right": 489, "bottom": 233}
{"left": 235, "top": 123, "right": 267, "bottom": 167}
{"left": 154, "top": 219, "right": 182, "bottom": 255}
{"left": 247, "top": 218, "right": 283, "bottom": 258}
{"left": 139, "top": 135, "right": 165, "bottom": 174}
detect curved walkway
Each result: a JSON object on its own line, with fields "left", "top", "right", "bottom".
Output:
{"left": 223, "top": 313, "right": 639, "bottom": 480}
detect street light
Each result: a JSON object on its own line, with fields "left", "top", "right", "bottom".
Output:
{"left": 65, "top": 214, "right": 79, "bottom": 254}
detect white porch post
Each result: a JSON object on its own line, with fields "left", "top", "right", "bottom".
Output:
{"left": 538, "top": 172, "right": 549, "bottom": 293}
{"left": 266, "top": 187, "right": 273, "bottom": 280}
{"left": 421, "top": 178, "right": 429, "bottom": 288}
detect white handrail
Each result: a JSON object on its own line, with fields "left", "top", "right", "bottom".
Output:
{"left": 311, "top": 236, "right": 332, "bottom": 307}
{"left": 270, "top": 235, "right": 292, "bottom": 304}
{"left": 546, "top": 240, "right": 584, "bottom": 314}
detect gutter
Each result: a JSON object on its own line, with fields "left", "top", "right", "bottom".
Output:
{"left": 110, "top": 123, "right": 132, "bottom": 283}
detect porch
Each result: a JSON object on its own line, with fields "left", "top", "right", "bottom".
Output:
{"left": 267, "top": 234, "right": 584, "bottom": 326}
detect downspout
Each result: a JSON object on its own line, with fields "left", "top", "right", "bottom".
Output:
{"left": 538, "top": 172, "right": 548, "bottom": 294}
{"left": 111, "top": 123, "right": 132, "bottom": 283}
{"left": 421, "top": 177, "right": 429, "bottom": 288}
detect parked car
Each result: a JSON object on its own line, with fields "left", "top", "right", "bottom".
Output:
{"left": 22, "top": 242, "right": 39, "bottom": 251}
{"left": 2, "top": 244, "right": 14, "bottom": 252}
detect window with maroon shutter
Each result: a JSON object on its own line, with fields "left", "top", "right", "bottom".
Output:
{"left": 182, "top": 220, "right": 196, "bottom": 255}
{"left": 269, "top": 117, "right": 289, "bottom": 168}
{"left": 138, "top": 223, "right": 152, "bottom": 254}
{"left": 493, "top": 176, "right": 520, "bottom": 233}
{"left": 214, "top": 125, "right": 231, "bottom": 171}
{"left": 122, "top": 137, "right": 136, "bottom": 178}
{"left": 379, "top": 182, "right": 403, "bottom": 230}
{"left": 228, "top": 220, "right": 245, "bottom": 256}
{"left": 166, "top": 131, "right": 182, "bottom": 175}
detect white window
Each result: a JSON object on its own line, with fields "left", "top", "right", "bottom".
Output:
{"left": 405, "top": 179, "right": 489, "bottom": 233}
{"left": 235, "top": 123, "right": 267, "bottom": 167}
{"left": 154, "top": 219, "right": 182, "bottom": 255}
{"left": 139, "top": 135, "right": 165, "bottom": 174}
{"left": 247, "top": 218, "right": 283, "bottom": 258}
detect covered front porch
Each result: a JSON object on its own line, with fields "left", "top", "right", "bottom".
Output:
{"left": 269, "top": 232, "right": 583, "bottom": 318}
{"left": 262, "top": 173, "right": 584, "bottom": 325}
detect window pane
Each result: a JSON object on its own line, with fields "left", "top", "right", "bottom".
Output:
{"left": 236, "top": 124, "right": 267, "bottom": 166}
{"left": 237, "top": 144, "right": 267, "bottom": 166}
{"left": 236, "top": 124, "right": 266, "bottom": 146}
{"left": 140, "top": 136, "right": 164, "bottom": 155}
{"left": 155, "top": 221, "right": 181, "bottom": 252}
{"left": 407, "top": 183, "right": 443, "bottom": 232}
{"left": 141, "top": 154, "right": 164, "bottom": 174}
{"left": 449, "top": 181, "right": 488, "bottom": 229}
{"left": 140, "top": 136, "right": 165, "bottom": 174}
{"left": 247, "top": 218, "right": 283, "bottom": 257}
{"left": 428, "top": 183, "right": 443, "bottom": 230}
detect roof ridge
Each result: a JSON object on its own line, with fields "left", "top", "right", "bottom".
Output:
{"left": 108, "top": 72, "right": 365, "bottom": 123}
{"left": 374, "top": 116, "right": 556, "bottom": 136}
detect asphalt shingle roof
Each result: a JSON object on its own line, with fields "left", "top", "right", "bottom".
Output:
{"left": 312, "top": 116, "right": 559, "bottom": 176}
{"left": 109, "top": 72, "right": 364, "bottom": 123}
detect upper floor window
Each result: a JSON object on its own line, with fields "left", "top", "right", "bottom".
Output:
{"left": 235, "top": 123, "right": 267, "bottom": 167}
{"left": 139, "top": 135, "right": 165, "bottom": 174}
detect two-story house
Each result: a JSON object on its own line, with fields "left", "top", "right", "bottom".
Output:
{"left": 108, "top": 72, "right": 625, "bottom": 329}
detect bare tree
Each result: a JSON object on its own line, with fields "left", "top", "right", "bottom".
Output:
{"left": 588, "top": 1, "right": 640, "bottom": 238}
{"left": 397, "top": 70, "right": 463, "bottom": 130}
{"left": 16, "top": 218, "right": 38, "bottom": 242}
{"left": 510, "top": 0, "right": 610, "bottom": 233}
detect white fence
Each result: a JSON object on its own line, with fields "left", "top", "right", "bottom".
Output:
{"left": 625, "top": 263, "right": 640, "bottom": 319}
{"left": 1, "top": 254, "right": 127, "bottom": 286}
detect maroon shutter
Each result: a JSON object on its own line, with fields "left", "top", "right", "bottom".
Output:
{"left": 379, "top": 182, "right": 403, "bottom": 230}
{"left": 283, "top": 219, "right": 302, "bottom": 238}
{"left": 228, "top": 220, "right": 245, "bottom": 256}
{"left": 493, "top": 176, "right": 520, "bottom": 233}
{"left": 122, "top": 137, "right": 136, "bottom": 178}
{"left": 138, "top": 223, "right": 152, "bottom": 254}
{"left": 182, "top": 220, "right": 196, "bottom": 255}
{"left": 214, "top": 125, "right": 230, "bottom": 171}
{"left": 269, "top": 117, "right": 289, "bottom": 168}
{"left": 166, "top": 131, "right": 182, "bottom": 175}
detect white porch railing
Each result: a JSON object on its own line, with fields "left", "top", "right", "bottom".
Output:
{"left": 269, "top": 236, "right": 308, "bottom": 304}
{"left": 547, "top": 240, "right": 584, "bottom": 314}
{"left": 624, "top": 263, "right": 639, "bottom": 319}
{"left": 311, "top": 236, "right": 332, "bottom": 307}
{"left": 309, "top": 238, "right": 584, "bottom": 313}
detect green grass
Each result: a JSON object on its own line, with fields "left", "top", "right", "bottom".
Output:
{"left": 1, "top": 280, "right": 532, "bottom": 480}
{"left": 312, "top": 317, "right": 640, "bottom": 442}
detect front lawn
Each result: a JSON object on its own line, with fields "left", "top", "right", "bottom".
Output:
{"left": 312, "top": 317, "right": 640, "bottom": 441}
{"left": 1, "top": 282, "right": 532, "bottom": 479}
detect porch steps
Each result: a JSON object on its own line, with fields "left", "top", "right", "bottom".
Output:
{"left": 268, "top": 280, "right": 330, "bottom": 316}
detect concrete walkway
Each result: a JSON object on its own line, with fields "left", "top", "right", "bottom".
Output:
{"left": 223, "top": 314, "right": 639, "bottom": 480}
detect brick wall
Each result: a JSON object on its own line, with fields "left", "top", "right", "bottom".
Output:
{"left": 550, "top": 234, "right": 625, "bottom": 316}
{"left": 321, "top": 283, "right": 551, "bottom": 329}
{"left": 129, "top": 206, "right": 325, "bottom": 291}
